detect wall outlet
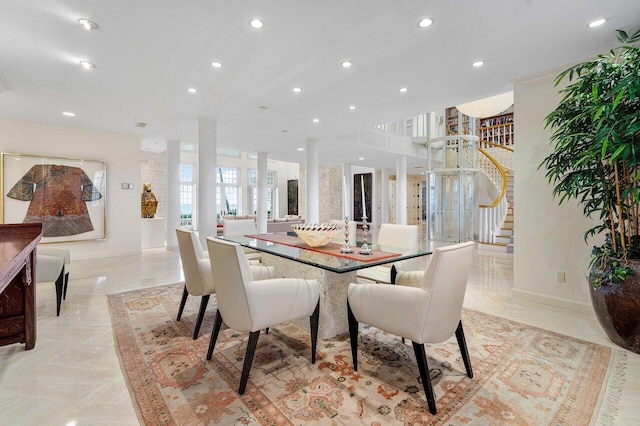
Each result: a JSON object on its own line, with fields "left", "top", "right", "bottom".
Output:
{"left": 556, "top": 271, "right": 566, "bottom": 283}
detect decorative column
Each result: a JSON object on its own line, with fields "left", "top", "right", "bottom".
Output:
{"left": 396, "top": 155, "right": 408, "bottom": 225}
{"left": 166, "top": 139, "right": 181, "bottom": 250}
{"left": 381, "top": 168, "right": 390, "bottom": 224}
{"left": 306, "top": 138, "right": 320, "bottom": 223}
{"left": 198, "top": 117, "right": 217, "bottom": 246}
{"left": 257, "top": 152, "right": 268, "bottom": 234}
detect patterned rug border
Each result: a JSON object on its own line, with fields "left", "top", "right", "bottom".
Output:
{"left": 107, "top": 282, "right": 628, "bottom": 425}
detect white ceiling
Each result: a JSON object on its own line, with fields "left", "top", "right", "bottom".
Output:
{"left": 1, "top": 0, "right": 639, "bottom": 167}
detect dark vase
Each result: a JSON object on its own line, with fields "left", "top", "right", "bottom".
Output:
{"left": 590, "top": 259, "right": 640, "bottom": 353}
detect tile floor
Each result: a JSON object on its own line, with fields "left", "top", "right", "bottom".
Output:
{"left": 0, "top": 246, "right": 639, "bottom": 425}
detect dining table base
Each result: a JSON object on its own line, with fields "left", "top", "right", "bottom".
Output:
{"left": 262, "top": 253, "right": 356, "bottom": 340}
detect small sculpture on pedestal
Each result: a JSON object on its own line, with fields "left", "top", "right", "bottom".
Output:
{"left": 141, "top": 182, "right": 158, "bottom": 218}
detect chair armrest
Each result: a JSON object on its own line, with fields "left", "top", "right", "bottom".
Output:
{"left": 395, "top": 270, "right": 425, "bottom": 288}
{"left": 250, "top": 265, "right": 275, "bottom": 281}
{"left": 348, "top": 282, "right": 431, "bottom": 343}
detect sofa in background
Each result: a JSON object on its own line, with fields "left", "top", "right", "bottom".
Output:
{"left": 218, "top": 214, "right": 305, "bottom": 234}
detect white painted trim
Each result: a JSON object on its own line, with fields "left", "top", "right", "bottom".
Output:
{"left": 512, "top": 288, "right": 593, "bottom": 314}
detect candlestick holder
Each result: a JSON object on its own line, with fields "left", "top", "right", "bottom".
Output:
{"left": 340, "top": 216, "right": 354, "bottom": 253}
{"left": 359, "top": 215, "right": 372, "bottom": 255}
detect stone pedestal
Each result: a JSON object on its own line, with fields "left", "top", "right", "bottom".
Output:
{"left": 141, "top": 217, "right": 165, "bottom": 249}
{"left": 262, "top": 253, "right": 355, "bottom": 340}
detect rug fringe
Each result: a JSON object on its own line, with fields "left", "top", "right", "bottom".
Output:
{"left": 592, "top": 349, "right": 627, "bottom": 426}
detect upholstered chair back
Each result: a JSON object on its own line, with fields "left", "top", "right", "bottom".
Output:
{"left": 190, "top": 231, "right": 208, "bottom": 260}
{"left": 176, "top": 228, "right": 207, "bottom": 296}
{"left": 420, "top": 241, "right": 475, "bottom": 342}
{"left": 207, "top": 237, "right": 254, "bottom": 331}
{"left": 223, "top": 219, "right": 257, "bottom": 237}
{"left": 330, "top": 219, "right": 356, "bottom": 246}
{"left": 376, "top": 223, "right": 419, "bottom": 250}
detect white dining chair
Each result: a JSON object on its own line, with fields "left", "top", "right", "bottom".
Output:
{"left": 206, "top": 237, "right": 320, "bottom": 395}
{"left": 37, "top": 247, "right": 71, "bottom": 300}
{"left": 223, "top": 219, "right": 263, "bottom": 263}
{"left": 36, "top": 253, "right": 65, "bottom": 316}
{"left": 356, "top": 223, "right": 420, "bottom": 284}
{"left": 347, "top": 241, "right": 475, "bottom": 414}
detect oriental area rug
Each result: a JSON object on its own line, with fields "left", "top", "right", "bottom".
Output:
{"left": 108, "top": 283, "right": 626, "bottom": 425}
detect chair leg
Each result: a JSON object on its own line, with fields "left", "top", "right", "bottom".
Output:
{"left": 206, "top": 310, "right": 223, "bottom": 360}
{"left": 63, "top": 271, "right": 70, "bottom": 300}
{"left": 455, "top": 321, "right": 473, "bottom": 378}
{"left": 176, "top": 285, "right": 189, "bottom": 321}
{"left": 239, "top": 330, "right": 260, "bottom": 395}
{"left": 54, "top": 268, "right": 65, "bottom": 316}
{"left": 265, "top": 327, "right": 269, "bottom": 335}
{"left": 310, "top": 301, "right": 320, "bottom": 364}
{"left": 193, "top": 295, "right": 210, "bottom": 339}
{"left": 347, "top": 301, "right": 358, "bottom": 371}
{"left": 412, "top": 342, "right": 437, "bottom": 415}
{"left": 391, "top": 264, "right": 398, "bottom": 284}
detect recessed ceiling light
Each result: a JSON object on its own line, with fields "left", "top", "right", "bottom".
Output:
{"left": 258, "top": 105, "right": 268, "bottom": 110}
{"left": 588, "top": 18, "right": 607, "bottom": 28}
{"left": 211, "top": 61, "right": 223, "bottom": 68}
{"left": 281, "top": 129, "right": 288, "bottom": 133}
{"left": 249, "top": 19, "right": 264, "bottom": 29}
{"left": 79, "top": 61, "right": 95, "bottom": 70}
{"left": 135, "top": 122, "right": 148, "bottom": 128}
{"left": 77, "top": 18, "right": 98, "bottom": 30}
{"left": 297, "top": 148, "right": 304, "bottom": 151}
{"left": 417, "top": 17, "right": 434, "bottom": 28}
{"left": 293, "top": 87, "right": 302, "bottom": 93}
{"left": 188, "top": 88, "right": 197, "bottom": 93}
{"left": 472, "top": 60, "right": 484, "bottom": 68}
{"left": 349, "top": 105, "right": 357, "bottom": 110}
{"left": 62, "top": 111, "right": 75, "bottom": 117}
{"left": 358, "top": 157, "right": 365, "bottom": 161}
{"left": 312, "top": 118, "right": 319, "bottom": 123}
{"left": 341, "top": 60, "right": 353, "bottom": 68}
{"left": 399, "top": 87, "right": 408, "bottom": 93}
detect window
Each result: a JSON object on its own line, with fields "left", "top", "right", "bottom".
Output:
{"left": 248, "top": 169, "right": 277, "bottom": 218}
{"left": 217, "top": 167, "right": 240, "bottom": 215}
{"left": 180, "top": 164, "right": 196, "bottom": 228}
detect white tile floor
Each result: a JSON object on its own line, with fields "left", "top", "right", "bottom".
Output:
{"left": 0, "top": 246, "right": 638, "bottom": 425}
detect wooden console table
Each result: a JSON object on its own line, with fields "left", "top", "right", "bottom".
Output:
{"left": 0, "top": 223, "right": 42, "bottom": 350}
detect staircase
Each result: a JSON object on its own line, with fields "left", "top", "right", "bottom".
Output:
{"left": 492, "top": 173, "right": 514, "bottom": 253}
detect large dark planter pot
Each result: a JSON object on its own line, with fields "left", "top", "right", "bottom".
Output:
{"left": 590, "top": 259, "right": 640, "bottom": 353}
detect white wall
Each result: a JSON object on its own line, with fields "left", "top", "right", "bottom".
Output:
{"left": 0, "top": 118, "right": 142, "bottom": 259}
{"left": 513, "top": 70, "right": 598, "bottom": 313}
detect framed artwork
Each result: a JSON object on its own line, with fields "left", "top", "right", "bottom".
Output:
{"left": 354, "top": 172, "right": 372, "bottom": 221}
{"left": 1, "top": 153, "right": 106, "bottom": 242}
{"left": 287, "top": 179, "right": 298, "bottom": 215}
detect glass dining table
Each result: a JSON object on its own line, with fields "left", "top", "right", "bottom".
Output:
{"left": 219, "top": 234, "right": 432, "bottom": 339}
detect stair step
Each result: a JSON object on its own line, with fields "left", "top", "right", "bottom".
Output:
{"left": 500, "top": 228, "right": 513, "bottom": 236}
{"left": 495, "top": 235, "right": 511, "bottom": 244}
{"left": 477, "top": 242, "right": 509, "bottom": 253}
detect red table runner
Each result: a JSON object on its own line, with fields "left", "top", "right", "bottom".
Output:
{"left": 247, "top": 234, "right": 401, "bottom": 263}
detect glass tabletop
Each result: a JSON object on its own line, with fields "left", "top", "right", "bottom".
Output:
{"left": 218, "top": 234, "right": 432, "bottom": 274}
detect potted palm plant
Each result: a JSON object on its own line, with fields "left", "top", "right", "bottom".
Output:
{"left": 541, "top": 27, "right": 640, "bottom": 353}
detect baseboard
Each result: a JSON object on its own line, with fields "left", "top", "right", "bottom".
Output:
{"left": 512, "top": 289, "right": 593, "bottom": 314}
